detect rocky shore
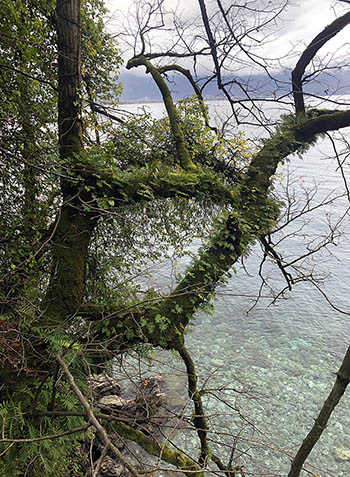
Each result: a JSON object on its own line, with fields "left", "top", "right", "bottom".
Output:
{"left": 82, "top": 373, "right": 181, "bottom": 477}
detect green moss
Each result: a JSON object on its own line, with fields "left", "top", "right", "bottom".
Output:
{"left": 43, "top": 205, "right": 96, "bottom": 324}
{"left": 111, "top": 421, "right": 203, "bottom": 476}
{"left": 155, "top": 212, "right": 246, "bottom": 331}
{"left": 77, "top": 157, "right": 235, "bottom": 206}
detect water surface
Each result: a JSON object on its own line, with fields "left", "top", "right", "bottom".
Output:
{"left": 117, "top": 100, "right": 350, "bottom": 476}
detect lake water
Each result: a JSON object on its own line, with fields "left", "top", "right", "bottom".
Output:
{"left": 116, "top": 100, "right": 350, "bottom": 476}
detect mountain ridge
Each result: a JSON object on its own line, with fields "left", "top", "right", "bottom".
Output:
{"left": 119, "top": 69, "right": 350, "bottom": 103}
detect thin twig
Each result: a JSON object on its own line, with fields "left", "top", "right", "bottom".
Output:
{"left": 0, "top": 423, "right": 91, "bottom": 443}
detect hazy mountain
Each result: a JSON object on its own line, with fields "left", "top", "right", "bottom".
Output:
{"left": 119, "top": 69, "right": 350, "bottom": 103}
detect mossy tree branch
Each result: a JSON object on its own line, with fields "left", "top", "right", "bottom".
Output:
{"left": 78, "top": 162, "right": 236, "bottom": 207}
{"left": 154, "top": 110, "right": 350, "bottom": 336}
{"left": 80, "top": 111, "right": 350, "bottom": 353}
{"left": 157, "top": 64, "right": 215, "bottom": 131}
{"left": 126, "top": 55, "right": 196, "bottom": 171}
{"left": 110, "top": 421, "right": 203, "bottom": 477}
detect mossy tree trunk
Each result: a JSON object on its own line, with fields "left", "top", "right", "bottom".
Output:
{"left": 154, "top": 110, "right": 350, "bottom": 343}
{"left": 43, "top": 0, "right": 97, "bottom": 325}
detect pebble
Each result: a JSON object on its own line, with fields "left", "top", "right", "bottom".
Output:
{"left": 334, "top": 448, "right": 350, "bottom": 462}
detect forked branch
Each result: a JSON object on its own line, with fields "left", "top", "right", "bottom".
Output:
{"left": 126, "top": 55, "right": 196, "bottom": 170}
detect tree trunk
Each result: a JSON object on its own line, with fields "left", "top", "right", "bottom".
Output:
{"left": 44, "top": 0, "right": 96, "bottom": 324}
{"left": 57, "top": 0, "right": 83, "bottom": 159}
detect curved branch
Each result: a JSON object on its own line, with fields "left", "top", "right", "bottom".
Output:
{"left": 292, "top": 11, "right": 350, "bottom": 114}
{"left": 158, "top": 64, "right": 216, "bottom": 131}
{"left": 177, "top": 345, "right": 209, "bottom": 466}
{"left": 176, "top": 345, "right": 232, "bottom": 473}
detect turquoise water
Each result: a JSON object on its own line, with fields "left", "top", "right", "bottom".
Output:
{"left": 117, "top": 101, "right": 350, "bottom": 476}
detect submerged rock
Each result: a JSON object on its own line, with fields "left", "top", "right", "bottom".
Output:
{"left": 334, "top": 447, "right": 350, "bottom": 462}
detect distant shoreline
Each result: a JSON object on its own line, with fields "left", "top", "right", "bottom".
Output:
{"left": 119, "top": 97, "right": 234, "bottom": 105}
{"left": 119, "top": 94, "right": 350, "bottom": 106}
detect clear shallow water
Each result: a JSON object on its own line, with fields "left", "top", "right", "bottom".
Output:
{"left": 117, "top": 100, "right": 350, "bottom": 476}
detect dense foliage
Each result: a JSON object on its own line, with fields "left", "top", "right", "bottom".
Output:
{"left": 0, "top": 1, "right": 253, "bottom": 473}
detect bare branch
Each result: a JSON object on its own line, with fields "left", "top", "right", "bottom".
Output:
{"left": 197, "top": 0, "right": 239, "bottom": 123}
{"left": 259, "top": 235, "right": 293, "bottom": 290}
{"left": 292, "top": 11, "right": 350, "bottom": 114}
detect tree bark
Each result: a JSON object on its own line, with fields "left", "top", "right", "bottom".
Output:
{"left": 57, "top": 0, "right": 83, "bottom": 159}
{"left": 44, "top": 0, "right": 96, "bottom": 324}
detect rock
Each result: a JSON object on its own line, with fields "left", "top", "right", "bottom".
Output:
{"left": 85, "top": 373, "right": 172, "bottom": 477}
{"left": 135, "top": 375, "right": 167, "bottom": 410}
{"left": 98, "top": 395, "right": 132, "bottom": 411}
{"left": 334, "top": 447, "right": 350, "bottom": 461}
{"left": 89, "top": 373, "right": 121, "bottom": 397}
{"left": 97, "top": 456, "right": 124, "bottom": 476}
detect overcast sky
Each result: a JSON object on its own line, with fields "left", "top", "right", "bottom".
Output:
{"left": 104, "top": 0, "right": 350, "bottom": 74}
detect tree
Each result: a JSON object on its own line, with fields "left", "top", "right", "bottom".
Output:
{"left": 1, "top": 0, "right": 350, "bottom": 476}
